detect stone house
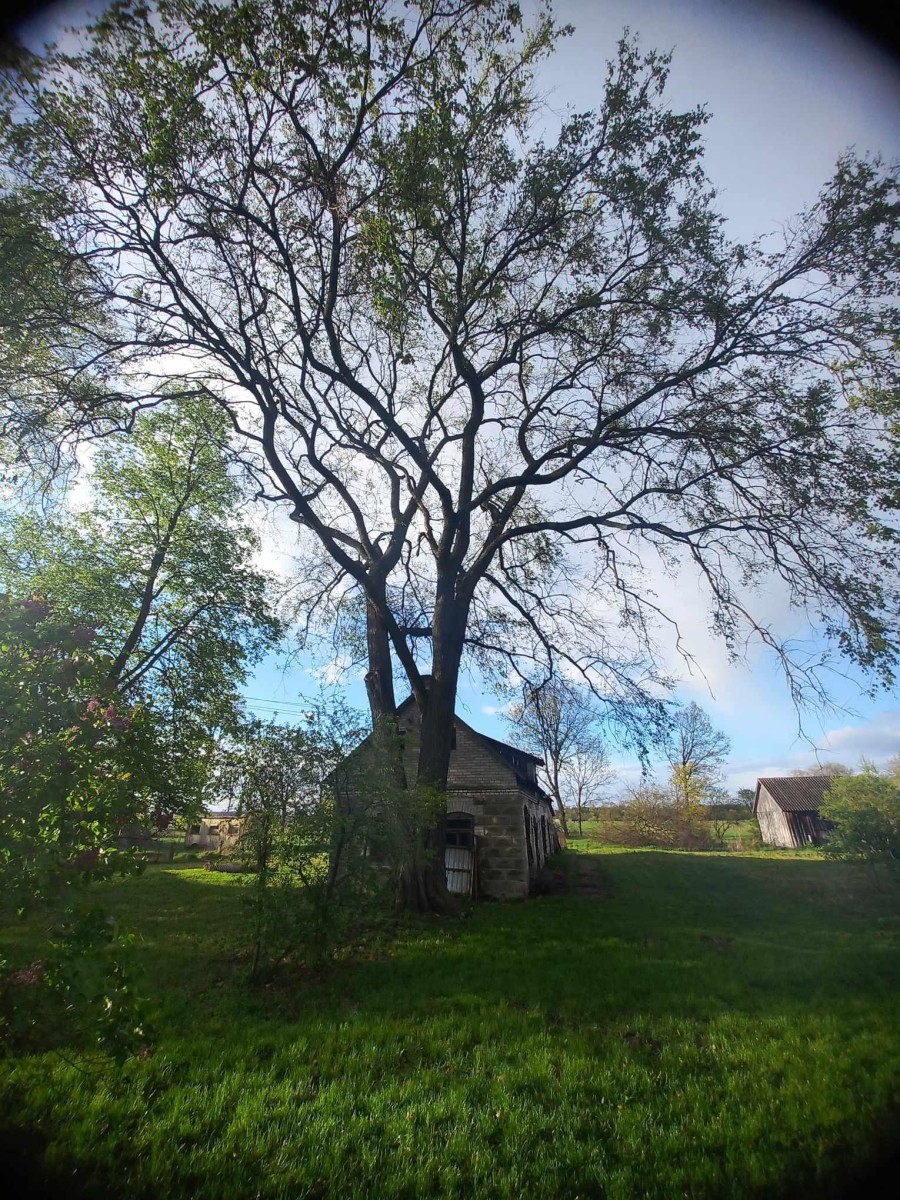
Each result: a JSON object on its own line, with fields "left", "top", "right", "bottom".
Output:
{"left": 340, "top": 692, "right": 559, "bottom": 900}
{"left": 753, "top": 776, "right": 836, "bottom": 848}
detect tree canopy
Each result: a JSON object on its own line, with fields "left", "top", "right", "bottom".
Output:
{"left": 1, "top": 397, "right": 282, "bottom": 715}
{"left": 662, "top": 702, "right": 730, "bottom": 806}
{"left": 508, "top": 676, "right": 614, "bottom": 836}
{"left": 820, "top": 765, "right": 900, "bottom": 869}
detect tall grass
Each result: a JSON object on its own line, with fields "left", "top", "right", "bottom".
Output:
{"left": 1, "top": 848, "right": 898, "bottom": 1198}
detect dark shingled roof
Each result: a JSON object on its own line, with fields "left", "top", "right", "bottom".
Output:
{"left": 456, "top": 720, "right": 544, "bottom": 769}
{"left": 755, "top": 775, "right": 839, "bottom": 813}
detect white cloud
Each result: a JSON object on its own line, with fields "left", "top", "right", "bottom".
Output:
{"left": 814, "top": 711, "right": 900, "bottom": 760}
{"left": 309, "top": 655, "right": 360, "bottom": 685}
{"left": 718, "top": 713, "right": 900, "bottom": 791}
{"left": 482, "top": 703, "right": 511, "bottom": 717}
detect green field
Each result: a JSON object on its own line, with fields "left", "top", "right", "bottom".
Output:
{"left": 2, "top": 847, "right": 898, "bottom": 1199}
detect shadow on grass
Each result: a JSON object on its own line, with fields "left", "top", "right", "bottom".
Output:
{"left": 2, "top": 854, "right": 898, "bottom": 1200}
{"left": 101, "top": 851, "right": 900, "bottom": 1031}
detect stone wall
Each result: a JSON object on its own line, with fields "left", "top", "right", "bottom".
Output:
{"left": 397, "top": 704, "right": 536, "bottom": 898}
{"left": 341, "top": 699, "right": 556, "bottom": 899}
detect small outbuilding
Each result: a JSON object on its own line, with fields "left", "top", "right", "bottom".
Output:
{"left": 185, "top": 813, "right": 244, "bottom": 853}
{"left": 753, "top": 776, "right": 837, "bottom": 848}
{"left": 339, "top": 691, "right": 559, "bottom": 900}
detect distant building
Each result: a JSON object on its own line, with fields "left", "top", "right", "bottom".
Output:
{"left": 753, "top": 776, "right": 836, "bottom": 848}
{"left": 339, "top": 690, "right": 558, "bottom": 899}
{"left": 185, "top": 813, "right": 243, "bottom": 853}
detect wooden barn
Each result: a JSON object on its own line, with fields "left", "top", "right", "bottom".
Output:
{"left": 340, "top": 691, "right": 559, "bottom": 900}
{"left": 753, "top": 776, "right": 836, "bottom": 848}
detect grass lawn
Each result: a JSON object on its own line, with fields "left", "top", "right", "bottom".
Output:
{"left": 1, "top": 848, "right": 898, "bottom": 1199}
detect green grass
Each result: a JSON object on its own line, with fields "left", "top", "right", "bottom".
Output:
{"left": 2, "top": 850, "right": 899, "bottom": 1199}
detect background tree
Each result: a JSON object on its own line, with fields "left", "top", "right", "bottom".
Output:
{"left": 508, "top": 676, "right": 614, "bottom": 836}
{"left": 617, "top": 781, "right": 713, "bottom": 851}
{"left": 0, "top": 397, "right": 283, "bottom": 812}
{"left": 820, "top": 765, "right": 900, "bottom": 871}
{"left": 563, "top": 746, "right": 617, "bottom": 839}
{"left": 2, "top": 0, "right": 898, "bottom": 909}
{"left": 662, "top": 703, "right": 731, "bottom": 807}
{"left": 791, "top": 763, "right": 854, "bottom": 776}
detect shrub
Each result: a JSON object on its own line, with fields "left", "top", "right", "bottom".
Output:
{"left": 218, "top": 702, "right": 423, "bottom": 978}
{"left": 618, "top": 787, "right": 715, "bottom": 850}
{"left": 820, "top": 769, "right": 900, "bottom": 868}
{"left": 730, "top": 825, "right": 763, "bottom": 853}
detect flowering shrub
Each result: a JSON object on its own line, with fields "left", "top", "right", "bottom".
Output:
{"left": 0, "top": 593, "right": 160, "bottom": 902}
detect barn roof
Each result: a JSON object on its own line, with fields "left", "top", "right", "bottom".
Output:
{"left": 754, "top": 775, "right": 838, "bottom": 813}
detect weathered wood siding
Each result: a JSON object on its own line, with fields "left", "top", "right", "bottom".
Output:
{"left": 756, "top": 786, "right": 797, "bottom": 848}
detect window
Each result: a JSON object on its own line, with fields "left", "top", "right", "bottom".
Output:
{"left": 446, "top": 811, "right": 474, "bottom": 848}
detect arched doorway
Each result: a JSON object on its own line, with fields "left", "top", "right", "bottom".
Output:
{"left": 524, "top": 806, "right": 535, "bottom": 868}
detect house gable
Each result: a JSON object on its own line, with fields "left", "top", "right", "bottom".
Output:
{"left": 337, "top": 693, "right": 557, "bottom": 899}
{"left": 393, "top": 696, "right": 547, "bottom": 802}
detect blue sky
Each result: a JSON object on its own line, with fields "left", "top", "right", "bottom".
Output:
{"left": 19, "top": 2, "right": 900, "bottom": 790}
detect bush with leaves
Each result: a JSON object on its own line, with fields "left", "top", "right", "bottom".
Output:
{"left": 0, "top": 594, "right": 158, "bottom": 1058}
{"left": 820, "top": 767, "right": 900, "bottom": 869}
{"left": 1, "top": 906, "right": 146, "bottom": 1061}
{"left": 617, "top": 784, "right": 714, "bottom": 850}
{"left": 0, "top": 594, "right": 161, "bottom": 900}
{"left": 219, "top": 703, "right": 429, "bottom": 977}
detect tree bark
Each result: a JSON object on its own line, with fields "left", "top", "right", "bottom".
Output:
{"left": 547, "top": 756, "right": 569, "bottom": 839}
{"left": 398, "top": 589, "right": 468, "bottom": 913}
{"left": 361, "top": 594, "right": 452, "bottom": 913}
{"left": 364, "top": 594, "right": 397, "bottom": 722}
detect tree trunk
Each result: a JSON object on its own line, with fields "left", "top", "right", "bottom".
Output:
{"left": 364, "top": 595, "right": 397, "bottom": 722}
{"left": 555, "top": 797, "right": 569, "bottom": 838}
{"left": 549, "top": 761, "right": 569, "bottom": 839}
{"left": 361, "top": 595, "right": 453, "bottom": 914}
{"left": 405, "top": 589, "right": 470, "bottom": 914}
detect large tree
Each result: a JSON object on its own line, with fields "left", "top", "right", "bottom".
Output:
{"left": 662, "top": 702, "right": 730, "bottom": 806}
{"left": 0, "top": 186, "right": 128, "bottom": 493}
{"left": 0, "top": 397, "right": 283, "bottom": 809}
{"left": 2, "top": 1, "right": 898, "bottom": 908}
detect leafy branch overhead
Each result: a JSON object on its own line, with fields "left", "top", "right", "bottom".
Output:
{"left": 0, "top": 397, "right": 283, "bottom": 722}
